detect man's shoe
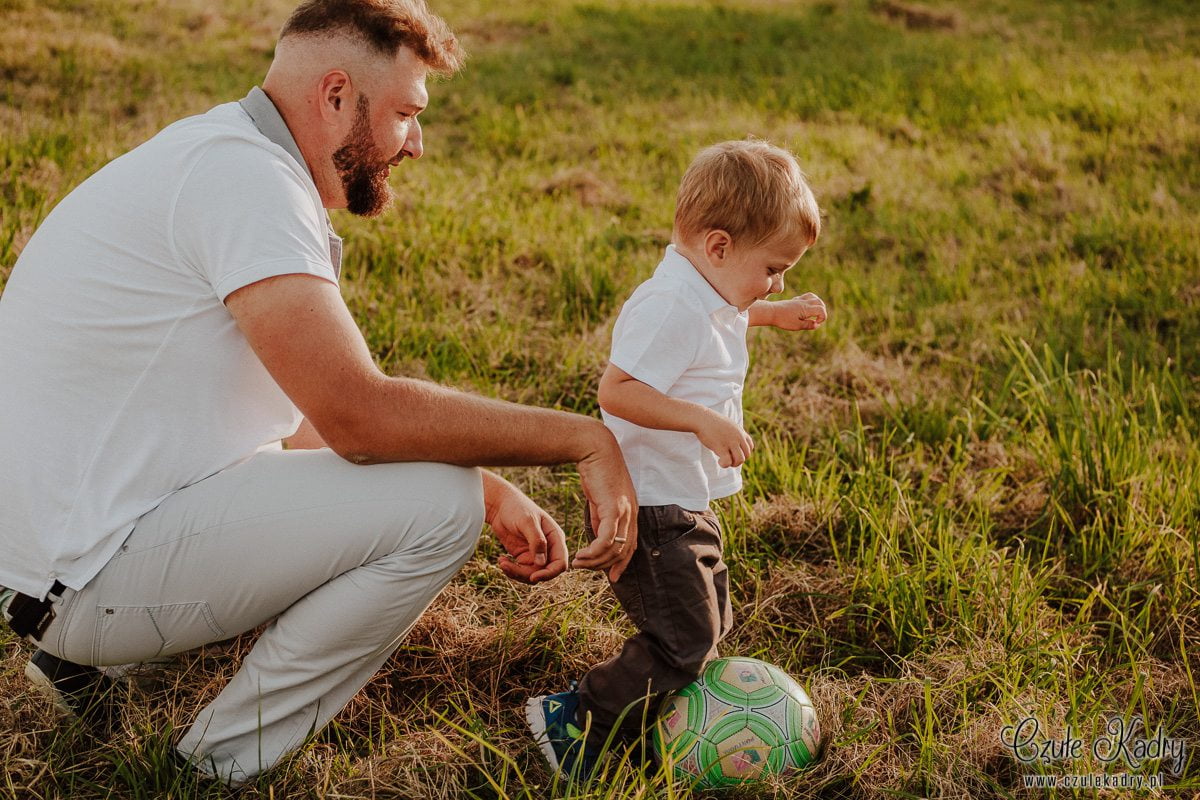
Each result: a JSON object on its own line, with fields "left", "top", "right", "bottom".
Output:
{"left": 25, "top": 649, "right": 116, "bottom": 730}
{"left": 525, "top": 683, "right": 601, "bottom": 781}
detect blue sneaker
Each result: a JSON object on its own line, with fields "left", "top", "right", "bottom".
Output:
{"left": 525, "top": 683, "right": 601, "bottom": 781}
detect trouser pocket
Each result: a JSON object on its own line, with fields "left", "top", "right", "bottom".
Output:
{"left": 92, "top": 602, "right": 225, "bottom": 665}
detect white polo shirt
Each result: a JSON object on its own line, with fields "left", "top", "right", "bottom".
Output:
{"left": 0, "top": 89, "right": 339, "bottom": 599}
{"left": 602, "top": 245, "right": 750, "bottom": 510}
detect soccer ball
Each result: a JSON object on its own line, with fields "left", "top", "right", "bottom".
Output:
{"left": 652, "top": 656, "right": 820, "bottom": 789}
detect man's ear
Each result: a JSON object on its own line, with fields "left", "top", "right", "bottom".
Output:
{"left": 317, "top": 70, "right": 352, "bottom": 123}
{"left": 703, "top": 229, "right": 732, "bottom": 266}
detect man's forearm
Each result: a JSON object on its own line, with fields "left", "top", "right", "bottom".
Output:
{"left": 326, "top": 374, "right": 611, "bottom": 467}
{"left": 225, "top": 274, "right": 616, "bottom": 470}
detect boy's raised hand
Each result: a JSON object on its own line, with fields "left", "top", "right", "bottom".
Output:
{"left": 769, "top": 292, "right": 828, "bottom": 331}
{"left": 695, "top": 408, "right": 754, "bottom": 468}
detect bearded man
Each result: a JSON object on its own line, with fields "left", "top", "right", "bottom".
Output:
{"left": 0, "top": 0, "right": 636, "bottom": 785}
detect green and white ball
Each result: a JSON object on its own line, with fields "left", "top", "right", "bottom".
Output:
{"left": 652, "top": 656, "right": 820, "bottom": 789}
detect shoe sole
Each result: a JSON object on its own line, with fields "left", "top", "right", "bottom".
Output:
{"left": 524, "top": 696, "right": 563, "bottom": 772}
{"left": 24, "top": 658, "right": 77, "bottom": 717}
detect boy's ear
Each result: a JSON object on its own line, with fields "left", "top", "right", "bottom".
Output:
{"left": 703, "top": 229, "right": 732, "bottom": 265}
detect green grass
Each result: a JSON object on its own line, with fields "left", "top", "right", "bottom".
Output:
{"left": 2, "top": 0, "right": 1198, "bottom": 797}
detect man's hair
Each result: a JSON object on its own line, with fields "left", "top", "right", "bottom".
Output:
{"left": 674, "top": 140, "right": 820, "bottom": 249}
{"left": 280, "top": 0, "right": 464, "bottom": 76}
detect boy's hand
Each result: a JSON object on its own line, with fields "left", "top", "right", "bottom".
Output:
{"left": 483, "top": 471, "right": 569, "bottom": 584}
{"left": 769, "top": 293, "right": 827, "bottom": 331}
{"left": 695, "top": 408, "right": 754, "bottom": 468}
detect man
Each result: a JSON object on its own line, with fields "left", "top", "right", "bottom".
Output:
{"left": 0, "top": 0, "right": 636, "bottom": 785}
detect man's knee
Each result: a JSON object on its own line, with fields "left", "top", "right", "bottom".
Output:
{"left": 448, "top": 464, "right": 486, "bottom": 562}
{"left": 413, "top": 463, "right": 485, "bottom": 565}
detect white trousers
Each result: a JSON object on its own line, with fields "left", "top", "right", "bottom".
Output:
{"left": 37, "top": 448, "right": 485, "bottom": 784}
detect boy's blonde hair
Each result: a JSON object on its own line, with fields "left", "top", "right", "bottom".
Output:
{"left": 674, "top": 140, "right": 820, "bottom": 249}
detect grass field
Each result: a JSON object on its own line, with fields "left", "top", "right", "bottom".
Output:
{"left": 2, "top": 0, "right": 1199, "bottom": 797}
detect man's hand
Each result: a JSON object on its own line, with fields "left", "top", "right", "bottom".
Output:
{"left": 750, "top": 293, "right": 827, "bottom": 330}
{"left": 694, "top": 408, "right": 754, "bottom": 468}
{"left": 572, "top": 430, "right": 638, "bottom": 582}
{"left": 483, "top": 471, "right": 568, "bottom": 584}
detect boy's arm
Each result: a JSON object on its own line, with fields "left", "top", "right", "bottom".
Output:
{"left": 598, "top": 363, "right": 753, "bottom": 468}
{"left": 748, "top": 293, "right": 828, "bottom": 330}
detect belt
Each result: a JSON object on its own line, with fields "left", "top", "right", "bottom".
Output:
{"left": 3, "top": 580, "right": 66, "bottom": 641}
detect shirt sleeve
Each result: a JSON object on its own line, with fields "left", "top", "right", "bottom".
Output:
{"left": 608, "top": 290, "right": 702, "bottom": 394}
{"left": 171, "top": 137, "right": 337, "bottom": 301}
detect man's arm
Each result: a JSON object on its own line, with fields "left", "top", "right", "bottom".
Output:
{"left": 482, "top": 470, "right": 568, "bottom": 584}
{"left": 224, "top": 273, "right": 637, "bottom": 578}
{"left": 597, "top": 363, "right": 753, "bottom": 469}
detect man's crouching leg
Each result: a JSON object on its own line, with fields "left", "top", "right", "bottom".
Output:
{"left": 36, "top": 451, "right": 484, "bottom": 784}
{"left": 175, "top": 458, "right": 484, "bottom": 784}
{"left": 32, "top": 451, "right": 483, "bottom": 783}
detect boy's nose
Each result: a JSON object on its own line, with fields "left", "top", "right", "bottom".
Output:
{"left": 771, "top": 274, "right": 785, "bottom": 294}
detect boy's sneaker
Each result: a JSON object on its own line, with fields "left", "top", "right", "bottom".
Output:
{"left": 525, "top": 683, "right": 601, "bottom": 781}
{"left": 25, "top": 649, "right": 116, "bottom": 731}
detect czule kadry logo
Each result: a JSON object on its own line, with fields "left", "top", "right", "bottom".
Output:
{"left": 1001, "top": 714, "right": 1187, "bottom": 776}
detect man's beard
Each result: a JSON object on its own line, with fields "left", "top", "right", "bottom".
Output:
{"left": 332, "top": 95, "right": 394, "bottom": 218}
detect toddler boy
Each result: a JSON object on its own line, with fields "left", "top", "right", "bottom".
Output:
{"left": 527, "top": 139, "right": 826, "bottom": 778}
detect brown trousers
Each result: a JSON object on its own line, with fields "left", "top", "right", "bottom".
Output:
{"left": 577, "top": 504, "right": 733, "bottom": 745}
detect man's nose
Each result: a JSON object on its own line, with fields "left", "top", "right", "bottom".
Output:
{"left": 402, "top": 117, "right": 423, "bottom": 160}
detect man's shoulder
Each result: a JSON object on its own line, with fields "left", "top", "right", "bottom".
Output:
{"left": 149, "top": 105, "right": 317, "bottom": 208}
{"left": 149, "top": 102, "right": 297, "bottom": 171}
{"left": 151, "top": 101, "right": 244, "bottom": 142}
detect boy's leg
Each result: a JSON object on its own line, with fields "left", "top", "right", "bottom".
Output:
{"left": 576, "top": 505, "right": 732, "bottom": 745}
{"left": 36, "top": 448, "right": 484, "bottom": 784}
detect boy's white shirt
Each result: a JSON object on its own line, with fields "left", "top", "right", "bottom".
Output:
{"left": 602, "top": 245, "right": 749, "bottom": 511}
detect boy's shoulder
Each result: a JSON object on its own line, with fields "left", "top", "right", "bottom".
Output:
{"left": 621, "top": 246, "right": 721, "bottom": 318}
{"left": 619, "top": 273, "right": 708, "bottom": 325}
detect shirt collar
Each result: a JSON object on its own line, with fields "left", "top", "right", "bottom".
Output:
{"left": 238, "top": 86, "right": 343, "bottom": 276}
{"left": 239, "top": 86, "right": 312, "bottom": 181}
{"left": 656, "top": 244, "right": 741, "bottom": 318}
